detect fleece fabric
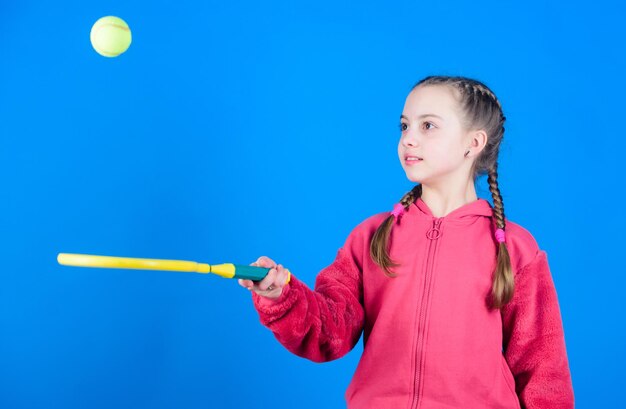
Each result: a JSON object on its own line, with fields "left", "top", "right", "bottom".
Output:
{"left": 250, "top": 198, "right": 574, "bottom": 409}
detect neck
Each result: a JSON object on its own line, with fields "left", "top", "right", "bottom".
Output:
{"left": 420, "top": 180, "right": 478, "bottom": 218}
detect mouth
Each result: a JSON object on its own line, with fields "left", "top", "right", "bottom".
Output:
{"left": 404, "top": 155, "right": 423, "bottom": 165}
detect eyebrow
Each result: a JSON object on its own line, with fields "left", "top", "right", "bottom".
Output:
{"left": 400, "top": 114, "right": 444, "bottom": 121}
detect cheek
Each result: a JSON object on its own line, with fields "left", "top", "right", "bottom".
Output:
{"left": 434, "top": 133, "right": 464, "bottom": 155}
{"left": 426, "top": 143, "right": 458, "bottom": 166}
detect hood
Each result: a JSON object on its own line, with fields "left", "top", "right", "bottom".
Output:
{"left": 412, "top": 197, "right": 494, "bottom": 220}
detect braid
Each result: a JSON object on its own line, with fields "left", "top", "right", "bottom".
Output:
{"left": 370, "top": 184, "right": 422, "bottom": 277}
{"left": 487, "top": 164, "right": 506, "bottom": 229}
{"left": 400, "top": 184, "right": 422, "bottom": 208}
{"left": 487, "top": 164, "right": 514, "bottom": 308}
{"left": 472, "top": 83, "right": 502, "bottom": 109}
{"left": 462, "top": 81, "right": 479, "bottom": 107}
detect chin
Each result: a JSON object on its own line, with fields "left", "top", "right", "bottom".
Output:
{"left": 404, "top": 172, "right": 424, "bottom": 184}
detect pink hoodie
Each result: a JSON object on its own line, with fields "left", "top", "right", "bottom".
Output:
{"left": 251, "top": 198, "right": 574, "bottom": 408}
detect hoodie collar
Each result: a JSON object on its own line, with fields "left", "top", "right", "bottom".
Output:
{"left": 413, "top": 197, "right": 493, "bottom": 220}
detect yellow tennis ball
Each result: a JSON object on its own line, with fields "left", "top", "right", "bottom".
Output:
{"left": 90, "top": 16, "right": 132, "bottom": 57}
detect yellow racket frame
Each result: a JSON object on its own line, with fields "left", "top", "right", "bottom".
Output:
{"left": 57, "top": 253, "right": 272, "bottom": 280}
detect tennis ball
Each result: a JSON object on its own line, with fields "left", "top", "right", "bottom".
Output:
{"left": 90, "top": 16, "right": 132, "bottom": 57}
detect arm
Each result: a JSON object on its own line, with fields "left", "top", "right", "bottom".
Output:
{"left": 501, "top": 250, "right": 575, "bottom": 408}
{"left": 250, "top": 245, "right": 365, "bottom": 363}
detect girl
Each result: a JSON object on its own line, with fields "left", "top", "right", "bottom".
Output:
{"left": 238, "top": 76, "right": 574, "bottom": 408}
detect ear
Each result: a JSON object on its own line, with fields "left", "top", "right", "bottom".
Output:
{"left": 465, "top": 129, "right": 488, "bottom": 157}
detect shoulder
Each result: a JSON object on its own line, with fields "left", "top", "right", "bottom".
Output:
{"left": 502, "top": 218, "right": 542, "bottom": 274}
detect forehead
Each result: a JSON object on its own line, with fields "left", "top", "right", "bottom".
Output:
{"left": 403, "top": 85, "right": 461, "bottom": 119}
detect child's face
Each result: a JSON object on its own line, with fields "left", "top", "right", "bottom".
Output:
{"left": 398, "top": 85, "right": 474, "bottom": 187}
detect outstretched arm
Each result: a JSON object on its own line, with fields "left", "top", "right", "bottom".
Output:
{"left": 248, "top": 246, "right": 365, "bottom": 363}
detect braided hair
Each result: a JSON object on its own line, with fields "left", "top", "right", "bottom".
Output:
{"left": 370, "top": 76, "right": 513, "bottom": 309}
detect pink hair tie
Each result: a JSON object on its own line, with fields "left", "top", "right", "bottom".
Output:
{"left": 391, "top": 203, "right": 405, "bottom": 221}
{"left": 495, "top": 228, "right": 506, "bottom": 243}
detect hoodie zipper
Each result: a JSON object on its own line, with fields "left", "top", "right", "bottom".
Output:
{"left": 412, "top": 217, "right": 443, "bottom": 409}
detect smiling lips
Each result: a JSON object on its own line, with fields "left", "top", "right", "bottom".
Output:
{"left": 405, "top": 155, "right": 423, "bottom": 165}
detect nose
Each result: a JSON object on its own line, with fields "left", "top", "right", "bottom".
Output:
{"left": 401, "top": 131, "right": 419, "bottom": 148}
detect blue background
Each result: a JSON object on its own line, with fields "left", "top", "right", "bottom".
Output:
{"left": 1, "top": 0, "right": 624, "bottom": 407}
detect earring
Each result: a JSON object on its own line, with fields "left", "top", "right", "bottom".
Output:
{"left": 464, "top": 150, "right": 470, "bottom": 157}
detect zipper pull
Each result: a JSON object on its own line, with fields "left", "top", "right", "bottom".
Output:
{"left": 426, "top": 218, "right": 443, "bottom": 240}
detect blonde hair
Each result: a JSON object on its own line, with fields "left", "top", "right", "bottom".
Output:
{"left": 370, "top": 76, "right": 513, "bottom": 309}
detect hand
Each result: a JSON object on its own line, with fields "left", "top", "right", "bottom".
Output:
{"left": 238, "top": 256, "right": 291, "bottom": 299}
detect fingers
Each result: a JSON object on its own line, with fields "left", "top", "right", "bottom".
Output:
{"left": 275, "top": 266, "right": 290, "bottom": 287}
{"left": 240, "top": 258, "right": 291, "bottom": 299}
{"left": 257, "top": 264, "right": 280, "bottom": 291}
{"left": 250, "top": 256, "right": 279, "bottom": 290}
{"left": 254, "top": 256, "right": 276, "bottom": 269}
{"left": 238, "top": 278, "right": 254, "bottom": 290}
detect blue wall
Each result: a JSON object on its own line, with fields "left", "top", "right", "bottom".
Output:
{"left": 1, "top": 0, "right": 623, "bottom": 407}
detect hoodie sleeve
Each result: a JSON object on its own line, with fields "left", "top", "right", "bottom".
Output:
{"left": 249, "top": 239, "right": 365, "bottom": 363}
{"left": 501, "top": 250, "right": 575, "bottom": 408}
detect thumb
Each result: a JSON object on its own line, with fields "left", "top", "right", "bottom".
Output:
{"left": 255, "top": 256, "right": 277, "bottom": 269}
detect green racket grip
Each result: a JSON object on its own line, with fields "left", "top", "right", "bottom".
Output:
{"left": 233, "top": 264, "right": 271, "bottom": 281}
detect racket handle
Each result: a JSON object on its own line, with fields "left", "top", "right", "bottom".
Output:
{"left": 232, "top": 265, "right": 271, "bottom": 281}
{"left": 209, "top": 264, "right": 271, "bottom": 281}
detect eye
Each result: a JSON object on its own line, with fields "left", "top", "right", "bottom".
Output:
{"left": 422, "top": 121, "right": 435, "bottom": 130}
{"left": 399, "top": 122, "right": 408, "bottom": 132}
